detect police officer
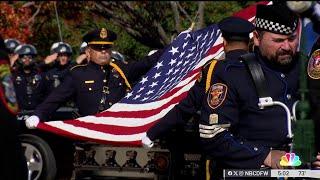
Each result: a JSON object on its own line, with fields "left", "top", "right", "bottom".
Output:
{"left": 306, "top": 35, "right": 320, "bottom": 170}
{"left": 25, "top": 27, "right": 165, "bottom": 127}
{"left": 142, "top": 16, "right": 254, "bottom": 179}
{"left": 45, "top": 42, "right": 74, "bottom": 92}
{"left": 0, "top": 35, "right": 28, "bottom": 180}
{"left": 198, "top": 4, "right": 299, "bottom": 178}
{"left": 12, "top": 44, "right": 48, "bottom": 111}
{"left": 307, "top": 37, "right": 320, "bottom": 153}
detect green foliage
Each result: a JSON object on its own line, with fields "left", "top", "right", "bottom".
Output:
{"left": 204, "top": 1, "right": 253, "bottom": 25}
{"left": 3, "top": 1, "right": 257, "bottom": 61}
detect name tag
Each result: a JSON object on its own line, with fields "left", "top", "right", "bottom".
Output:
{"left": 85, "top": 80, "right": 94, "bottom": 84}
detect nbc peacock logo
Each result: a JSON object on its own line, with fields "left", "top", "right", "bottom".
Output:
{"left": 280, "top": 153, "right": 302, "bottom": 167}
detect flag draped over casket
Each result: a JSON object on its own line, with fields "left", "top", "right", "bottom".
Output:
{"left": 36, "top": 1, "right": 271, "bottom": 146}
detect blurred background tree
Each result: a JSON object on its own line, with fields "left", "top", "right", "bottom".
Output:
{"left": 0, "top": 1, "right": 255, "bottom": 61}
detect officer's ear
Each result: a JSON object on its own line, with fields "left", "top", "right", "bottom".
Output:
{"left": 85, "top": 47, "right": 90, "bottom": 60}
{"left": 253, "top": 30, "right": 261, "bottom": 47}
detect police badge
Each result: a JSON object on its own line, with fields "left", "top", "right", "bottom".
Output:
{"left": 207, "top": 83, "right": 227, "bottom": 109}
{"left": 100, "top": 28, "right": 108, "bottom": 39}
{"left": 308, "top": 49, "right": 320, "bottom": 79}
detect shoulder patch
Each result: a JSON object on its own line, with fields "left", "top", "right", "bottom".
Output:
{"left": 70, "top": 64, "right": 87, "bottom": 71}
{"left": 308, "top": 49, "right": 320, "bottom": 79}
{"left": 207, "top": 83, "right": 228, "bottom": 109}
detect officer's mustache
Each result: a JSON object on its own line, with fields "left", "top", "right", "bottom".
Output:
{"left": 98, "top": 56, "right": 110, "bottom": 61}
{"left": 277, "top": 49, "right": 294, "bottom": 57}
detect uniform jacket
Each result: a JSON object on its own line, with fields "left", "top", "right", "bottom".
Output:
{"left": 147, "top": 49, "right": 248, "bottom": 140}
{"left": 199, "top": 48, "right": 300, "bottom": 169}
{"left": 12, "top": 68, "right": 48, "bottom": 110}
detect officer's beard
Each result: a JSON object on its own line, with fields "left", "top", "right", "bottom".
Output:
{"left": 257, "top": 48, "right": 298, "bottom": 73}
{"left": 273, "top": 49, "right": 296, "bottom": 66}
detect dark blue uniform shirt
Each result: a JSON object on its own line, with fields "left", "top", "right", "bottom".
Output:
{"left": 45, "top": 63, "right": 73, "bottom": 93}
{"left": 147, "top": 49, "right": 248, "bottom": 140}
{"left": 34, "top": 50, "right": 164, "bottom": 121}
{"left": 199, "top": 49, "right": 299, "bottom": 169}
{"left": 13, "top": 69, "right": 48, "bottom": 110}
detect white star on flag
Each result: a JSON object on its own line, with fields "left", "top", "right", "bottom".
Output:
{"left": 169, "top": 46, "right": 179, "bottom": 55}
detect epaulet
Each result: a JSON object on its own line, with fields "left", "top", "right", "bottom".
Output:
{"left": 70, "top": 64, "right": 87, "bottom": 71}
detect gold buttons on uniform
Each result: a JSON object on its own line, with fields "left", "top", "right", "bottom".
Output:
{"left": 103, "top": 79, "right": 107, "bottom": 83}
{"left": 89, "top": 88, "right": 92, "bottom": 91}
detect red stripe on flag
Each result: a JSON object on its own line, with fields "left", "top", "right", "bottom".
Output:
{"left": 97, "top": 90, "right": 190, "bottom": 118}
{"left": 233, "top": 1, "right": 270, "bottom": 20}
{"left": 62, "top": 119, "right": 158, "bottom": 135}
{"left": 37, "top": 123, "right": 142, "bottom": 146}
{"left": 159, "top": 70, "right": 199, "bottom": 100}
{"left": 206, "top": 44, "right": 223, "bottom": 58}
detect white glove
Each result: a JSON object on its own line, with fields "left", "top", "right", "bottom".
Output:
{"left": 25, "top": 115, "right": 40, "bottom": 129}
{"left": 141, "top": 133, "right": 154, "bottom": 149}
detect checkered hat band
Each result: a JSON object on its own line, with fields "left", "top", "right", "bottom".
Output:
{"left": 255, "top": 18, "right": 295, "bottom": 34}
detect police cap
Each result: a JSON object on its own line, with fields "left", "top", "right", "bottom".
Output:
{"left": 218, "top": 16, "right": 254, "bottom": 41}
{"left": 55, "top": 42, "right": 73, "bottom": 55}
{"left": 50, "top": 42, "right": 62, "bottom": 54}
{"left": 83, "top": 28, "right": 117, "bottom": 51}
{"left": 14, "top": 44, "right": 37, "bottom": 56}
{"left": 5, "top": 38, "right": 20, "bottom": 53}
{"left": 255, "top": 4, "right": 299, "bottom": 35}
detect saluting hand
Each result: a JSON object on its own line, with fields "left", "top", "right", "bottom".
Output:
{"left": 44, "top": 53, "right": 58, "bottom": 64}
{"left": 76, "top": 54, "right": 88, "bottom": 64}
{"left": 9, "top": 53, "right": 19, "bottom": 67}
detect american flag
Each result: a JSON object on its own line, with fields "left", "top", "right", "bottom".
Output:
{"left": 37, "top": 1, "right": 270, "bottom": 146}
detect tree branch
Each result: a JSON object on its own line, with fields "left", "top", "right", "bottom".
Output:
{"left": 22, "top": 1, "right": 35, "bottom": 8}
{"left": 177, "top": 2, "right": 192, "bottom": 22}
{"left": 26, "top": 2, "right": 42, "bottom": 25}
{"left": 195, "top": 1, "right": 205, "bottom": 30}
{"left": 170, "top": 1, "right": 181, "bottom": 33}
{"left": 154, "top": 21, "right": 170, "bottom": 45}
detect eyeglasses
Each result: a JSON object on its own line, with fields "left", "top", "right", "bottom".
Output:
{"left": 89, "top": 44, "right": 112, "bottom": 52}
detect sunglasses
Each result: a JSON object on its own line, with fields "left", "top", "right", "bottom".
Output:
{"left": 19, "top": 55, "right": 33, "bottom": 59}
{"left": 58, "top": 53, "right": 70, "bottom": 57}
{"left": 89, "top": 44, "right": 112, "bottom": 51}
